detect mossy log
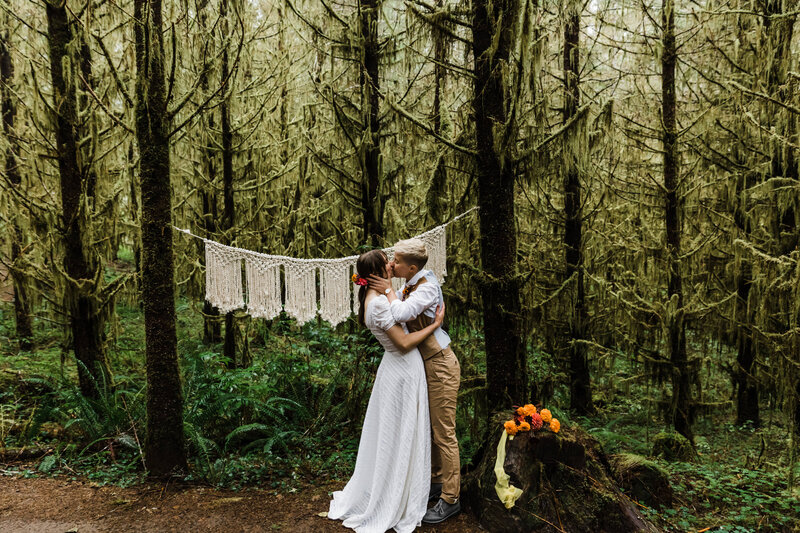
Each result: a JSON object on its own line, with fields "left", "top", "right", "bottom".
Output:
{"left": 462, "top": 415, "right": 658, "bottom": 533}
{"left": 651, "top": 431, "right": 697, "bottom": 462}
{"left": 610, "top": 453, "right": 674, "bottom": 508}
{"left": 0, "top": 446, "right": 52, "bottom": 461}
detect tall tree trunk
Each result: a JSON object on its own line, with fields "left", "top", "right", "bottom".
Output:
{"left": 128, "top": 142, "right": 143, "bottom": 301}
{"left": 219, "top": 0, "right": 239, "bottom": 366}
{"left": 77, "top": 31, "right": 98, "bottom": 203}
{"left": 45, "top": 1, "right": 111, "bottom": 397}
{"left": 563, "top": 0, "right": 592, "bottom": 415}
{"left": 760, "top": 0, "right": 798, "bottom": 434}
{"left": 425, "top": 0, "right": 448, "bottom": 226}
{"left": 197, "top": 0, "right": 221, "bottom": 344}
{"left": 280, "top": 1, "right": 302, "bottom": 253}
{"left": 1, "top": 21, "right": 33, "bottom": 351}
{"left": 217, "top": 0, "right": 248, "bottom": 367}
{"left": 134, "top": 0, "right": 187, "bottom": 476}
{"left": 661, "top": 0, "right": 692, "bottom": 441}
{"left": 360, "top": 0, "right": 383, "bottom": 246}
{"left": 734, "top": 172, "right": 758, "bottom": 426}
{"left": 472, "top": 0, "right": 527, "bottom": 414}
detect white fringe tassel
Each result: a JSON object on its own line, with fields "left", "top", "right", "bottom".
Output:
{"left": 284, "top": 260, "right": 318, "bottom": 324}
{"left": 420, "top": 224, "right": 447, "bottom": 283}
{"left": 319, "top": 261, "right": 354, "bottom": 327}
{"left": 245, "top": 254, "right": 282, "bottom": 320}
{"left": 205, "top": 241, "right": 244, "bottom": 314}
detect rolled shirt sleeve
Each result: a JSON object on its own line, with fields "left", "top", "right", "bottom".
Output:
{"left": 389, "top": 281, "right": 439, "bottom": 322}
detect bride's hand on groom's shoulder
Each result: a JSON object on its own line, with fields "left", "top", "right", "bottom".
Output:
{"left": 368, "top": 275, "right": 391, "bottom": 294}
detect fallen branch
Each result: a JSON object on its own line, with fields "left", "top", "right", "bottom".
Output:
{"left": 0, "top": 446, "right": 52, "bottom": 461}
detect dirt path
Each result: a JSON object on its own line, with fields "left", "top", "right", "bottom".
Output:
{"left": 0, "top": 475, "right": 484, "bottom": 533}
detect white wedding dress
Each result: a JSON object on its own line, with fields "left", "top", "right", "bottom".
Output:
{"left": 328, "top": 294, "right": 431, "bottom": 533}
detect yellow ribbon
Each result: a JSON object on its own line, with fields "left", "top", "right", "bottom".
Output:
{"left": 494, "top": 431, "right": 523, "bottom": 508}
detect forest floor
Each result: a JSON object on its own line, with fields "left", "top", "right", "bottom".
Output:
{"left": 0, "top": 468, "right": 483, "bottom": 533}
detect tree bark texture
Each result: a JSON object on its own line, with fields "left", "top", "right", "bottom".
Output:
{"left": 197, "top": 0, "right": 222, "bottom": 344}
{"left": 462, "top": 414, "right": 659, "bottom": 532}
{"left": 661, "top": 0, "right": 693, "bottom": 441}
{"left": 761, "top": 0, "right": 798, "bottom": 433}
{"left": 563, "top": 0, "right": 592, "bottom": 415}
{"left": 425, "top": 0, "right": 448, "bottom": 226}
{"left": 219, "top": 0, "right": 241, "bottom": 366}
{"left": 734, "top": 172, "right": 758, "bottom": 426}
{"left": 1, "top": 23, "right": 33, "bottom": 350}
{"left": 45, "top": 2, "right": 112, "bottom": 397}
{"left": 134, "top": 0, "right": 188, "bottom": 476}
{"left": 472, "top": 0, "right": 527, "bottom": 414}
{"left": 360, "top": 0, "right": 384, "bottom": 246}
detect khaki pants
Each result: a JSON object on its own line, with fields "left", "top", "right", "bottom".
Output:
{"left": 423, "top": 346, "right": 461, "bottom": 503}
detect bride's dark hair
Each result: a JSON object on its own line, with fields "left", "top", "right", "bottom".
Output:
{"left": 356, "top": 249, "right": 388, "bottom": 326}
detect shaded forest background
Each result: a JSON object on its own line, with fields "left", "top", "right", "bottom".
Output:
{"left": 1, "top": 0, "right": 799, "bottom": 531}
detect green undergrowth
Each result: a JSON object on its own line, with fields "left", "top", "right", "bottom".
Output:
{"left": 0, "top": 301, "right": 477, "bottom": 492}
{"left": 581, "top": 393, "right": 800, "bottom": 532}
{"left": 2, "top": 302, "right": 798, "bottom": 530}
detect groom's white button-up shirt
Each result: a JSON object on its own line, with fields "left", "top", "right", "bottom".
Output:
{"left": 390, "top": 269, "right": 451, "bottom": 350}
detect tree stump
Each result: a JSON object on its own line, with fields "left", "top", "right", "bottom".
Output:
{"left": 462, "top": 414, "right": 659, "bottom": 533}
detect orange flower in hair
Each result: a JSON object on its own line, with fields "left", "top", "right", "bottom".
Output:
{"left": 504, "top": 420, "right": 519, "bottom": 435}
{"left": 518, "top": 421, "right": 531, "bottom": 432}
{"left": 540, "top": 409, "right": 552, "bottom": 423}
{"left": 549, "top": 419, "right": 561, "bottom": 433}
{"left": 522, "top": 404, "right": 537, "bottom": 417}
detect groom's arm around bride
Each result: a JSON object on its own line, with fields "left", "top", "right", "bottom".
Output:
{"left": 369, "top": 239, "right": 462, "bottom": 523}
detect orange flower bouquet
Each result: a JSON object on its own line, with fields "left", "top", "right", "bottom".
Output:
{"left": 504, "top": 404, "right": 560, "bottom": 435}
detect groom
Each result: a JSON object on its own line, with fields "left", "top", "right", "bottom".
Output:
{"left": 369, "top": 238, "right": 461, "bottom": 524}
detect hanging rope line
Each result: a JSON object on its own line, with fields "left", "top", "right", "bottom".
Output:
{"left": 173, "top": 207, "right": 478, "bottom": 325}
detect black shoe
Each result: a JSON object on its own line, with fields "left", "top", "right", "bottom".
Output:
{"left": 428, "top": 483, "right": 443, "bottom": 504}
{"left": 422, "top": 498, "right": 460, "bottom": 524}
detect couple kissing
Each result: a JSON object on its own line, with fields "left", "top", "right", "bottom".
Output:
{"left": 328, "top": 238, "right": 462, "bottom": 532}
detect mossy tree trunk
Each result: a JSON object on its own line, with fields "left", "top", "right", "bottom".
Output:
{"left": 1, "top": 20, "right": 33, "bottom": 351}
{"left": 360, "top": 0, "right": 384, "bottom": 247}
{"left": 279, "top": 0, "right": 302, "bottom": 252}
{"left": 196, "top": 0, "right": 222, "bottom": 345}
{"left": 134, "top": 0, "right": 187, "bottom": 476}
{"left": 76, "top": 29, "right": 98, "bottom": 205}
{"left": 761, "top": 0, "right": 799, "bottom": 435}
{"left": 472, "top": 0, "right": 527, "bottom": 414}
{"left": 563, "top": 0, "right": 592, "bottom": 415}
{"left": 424, "top": 0, "right": 448, "bottom": 226}
{"left": 45, "top": 0, "right": 112, "bottom": 397}
{"left": 733, "top": 196, "right": 758, "bottom": 426}
{"left": 661, "top": 0, "right": 693, "bottom": 441}
{"left": 219, "top": 0, "right": 242, "bottom": 366}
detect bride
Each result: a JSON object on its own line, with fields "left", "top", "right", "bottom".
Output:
{"left": 328, "top": 249, "right": 445, "bottom": 533}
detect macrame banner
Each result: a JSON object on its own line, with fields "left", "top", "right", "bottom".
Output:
{"left": 176, "top": 207, "right": 477, "bottom": 326}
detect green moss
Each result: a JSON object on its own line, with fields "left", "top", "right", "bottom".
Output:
{"left": 652, "top": 431, "right": 697, "bottom": 462}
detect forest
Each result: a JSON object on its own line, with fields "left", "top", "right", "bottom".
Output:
{"left": 0, "top": 0, "right": 799, "bottom": 531}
